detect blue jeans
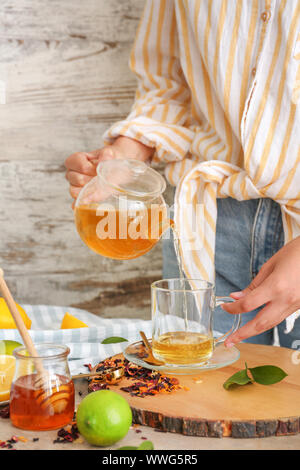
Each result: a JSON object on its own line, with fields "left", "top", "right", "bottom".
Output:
{"left": 162, "top": 196, "right": 300, "bottom": 347}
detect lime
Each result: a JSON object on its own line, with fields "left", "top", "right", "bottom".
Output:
{"left": 76, "top": 390, "right": 132, "bottom": 446}
{"left": 0, "top": 340, "right": 22, "bottom": 356}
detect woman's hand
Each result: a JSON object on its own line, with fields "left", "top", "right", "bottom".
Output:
{"left": 65, "top": 136, "right": 154, "bottom": 202}
{"left": 222, "top": 236, "right": 300, "bottom": 347}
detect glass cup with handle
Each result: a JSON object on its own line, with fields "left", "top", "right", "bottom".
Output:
{"left": 151, "top": 279, "right": 241, "bottom": 367}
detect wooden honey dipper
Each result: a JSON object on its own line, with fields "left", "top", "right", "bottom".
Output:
{"left": 0, "top": 268, "right": 71, "bottom": 413}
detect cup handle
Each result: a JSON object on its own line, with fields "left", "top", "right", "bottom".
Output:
{"left": 214, "top": 296, "right": 241, "bottom": 345}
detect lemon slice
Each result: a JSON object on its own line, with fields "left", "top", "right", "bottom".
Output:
{"left": 0, "top": 355, "right": 16, "bottom": 402}
{"left": 60, "top": 312, "right": 88, "bottom": 329}
{"left": 0, "top": 298, "right": 31, "bottom": 329}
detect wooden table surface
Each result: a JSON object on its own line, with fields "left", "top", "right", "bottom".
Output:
{"left": 1, "top": 378, "right": 300, "bottom": 450}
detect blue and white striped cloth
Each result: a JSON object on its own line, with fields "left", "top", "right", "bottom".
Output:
{"left": 0, "top": 305, "right": 153, "bottom": 374}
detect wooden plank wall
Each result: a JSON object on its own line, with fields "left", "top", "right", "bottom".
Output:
{"left": 0, "top": 0, "right": 169, "bottom": 319}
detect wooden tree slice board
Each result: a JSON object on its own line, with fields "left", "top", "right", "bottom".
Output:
{"left": 91, "top": 343, "right": 300, "bottom": 438}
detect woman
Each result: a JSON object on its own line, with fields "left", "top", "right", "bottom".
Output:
{"left": 65, "top": 0, "right": 300, "bottom": 348}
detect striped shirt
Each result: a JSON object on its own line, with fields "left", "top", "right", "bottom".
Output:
{"left": 104, "top": 0, "right": 300, "bottom": 330}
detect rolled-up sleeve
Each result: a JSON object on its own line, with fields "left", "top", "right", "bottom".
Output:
{"left": 103, "top": 0, "right": 194, "bottom": 163}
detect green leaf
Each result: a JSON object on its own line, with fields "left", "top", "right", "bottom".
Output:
{"left": 248, "top": 365, "right": 288, "bottom": 385}
{"left": 138, "top": 441, "right": 154, "bottom": 450}
{"left": 224, "top": 361, "right": 288, "bottom": 390}
{"left": 223, "top": 368, "right": 253, "bottom": 390}
{"left": 101, "top": 336, "right": 128, "bottom": 344}
{"left": 117, "top": 441, "right": 155, "bottom": 451}
{"left": 117, "top": 446, "right": 138, "bottom": 450}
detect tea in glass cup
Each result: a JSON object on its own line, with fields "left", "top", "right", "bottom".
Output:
{"left": 152, "top": 331, "right": 214, "bottom": 365}
{"left": 151, "top": 279, "right": 241, "bottom": 367}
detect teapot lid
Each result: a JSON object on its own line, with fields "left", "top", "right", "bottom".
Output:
{"left": 96, "top": 159, "right": 166, "bottom": 198}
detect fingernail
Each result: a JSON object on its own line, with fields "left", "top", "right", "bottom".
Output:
{"left": 230, "top": 291, "right": 246, "bottom": 299}
{"left": 225, "top": 342, "right": 234, "bottom": 348}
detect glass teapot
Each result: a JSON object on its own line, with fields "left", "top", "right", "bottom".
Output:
{"left": 74, "top": 159, "right": 170, "bottom": 260}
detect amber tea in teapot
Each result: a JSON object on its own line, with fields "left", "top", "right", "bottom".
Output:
{"left": 75, "top": 204, "right": 168, "bottom": 260}
{"left": 74, "top": 159, "right": 170, "bottom": 260}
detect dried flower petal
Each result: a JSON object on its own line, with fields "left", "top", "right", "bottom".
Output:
{"left": 53, "top": 423, "right": 80, "bottom": 444}
{"left": 88, "top": 357, "right": 184, "bottom": 398}
{"left": 0, "top": 405, "right": 10, "bottom": 419}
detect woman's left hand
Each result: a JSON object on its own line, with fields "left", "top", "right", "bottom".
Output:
{"left": 222, "top": 236, "right": 300, "bottom": 347}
